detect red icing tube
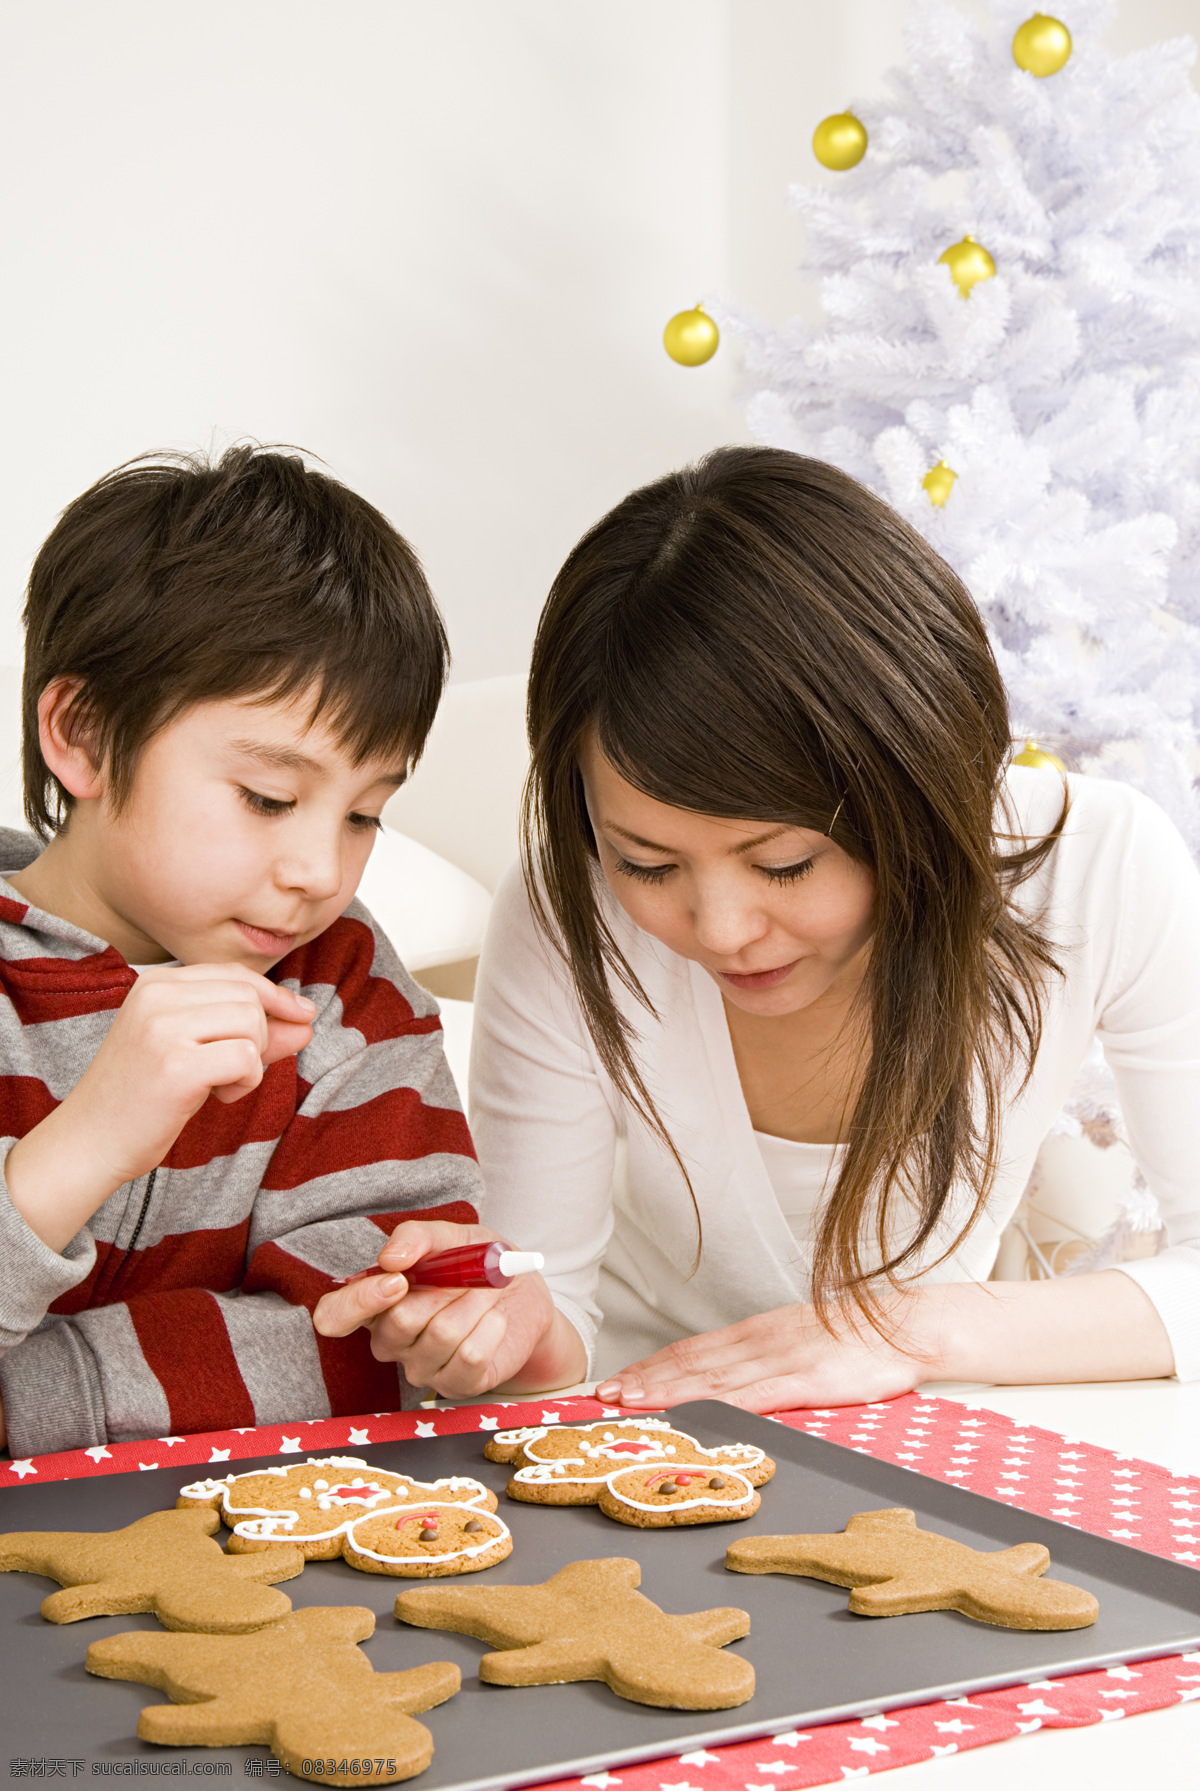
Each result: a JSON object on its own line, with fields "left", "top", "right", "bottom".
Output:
{"left": 398, "top": 1241, "right": 544, "bottom": 1290}
{"left": 340, "top": 1241, "right": 544, "bottom": 1292}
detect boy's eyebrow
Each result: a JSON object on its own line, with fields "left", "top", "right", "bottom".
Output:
{"left": 604, "top": 822, "right": 792, "bottom": 855}
{"left": 232, "top": 740, "right": 407, "bottom": 786}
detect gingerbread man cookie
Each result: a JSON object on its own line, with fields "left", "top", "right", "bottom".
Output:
{"left": 725, "top": 1507, "right": 1100, "bottom": 1631}
{"left": 178, "top": 1456, "right": 510, "bottom": 1575}
{"left": 484, "top": 1420, "right": 773, "bottom": 1526}
{"left": 86, "top": 1605, "right": 460, "bottom": 1784}
{"left": 0, "top": 1507, "right": 303, "bottom": 1631}
{"left": 395, "top": 1556, "right": 755, "bottom": 1709}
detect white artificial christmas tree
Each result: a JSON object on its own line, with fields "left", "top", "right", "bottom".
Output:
{"left": 724, "top": 0, "right": 1200, "bottom": 845}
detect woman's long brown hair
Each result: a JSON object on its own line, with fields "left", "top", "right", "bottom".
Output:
{"left": 521, "top": 447, "right": 1066, "bottom": 1328}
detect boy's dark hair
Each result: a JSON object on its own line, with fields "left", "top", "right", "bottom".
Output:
{"left": 22, "top": 444, "right": 449, "bottom": 836}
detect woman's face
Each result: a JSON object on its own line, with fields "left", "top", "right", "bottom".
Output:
{"left": 582, "top": 739, "right": 876, "bottom": 1019}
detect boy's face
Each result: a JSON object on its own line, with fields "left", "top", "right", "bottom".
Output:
{"left": 78, "top": 691, "right": 407, "bottom": 967}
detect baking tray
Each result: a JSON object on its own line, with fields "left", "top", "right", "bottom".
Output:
{"left": 2, "top": 1398, "right": 1199, "bottom": 1788}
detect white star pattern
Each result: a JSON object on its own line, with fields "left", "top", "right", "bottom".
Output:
{"left": 208, "top": 1447, "right": 231, "bottom": 1463}
{"left": 769, "top": 1734, "right": 808, "bottom": 1747}
{"left": 348, "top": 1428, "right": 371, "bottom": 1444}
{"left": 137, "top": 1462, "right": 159, "bottom": 1472}
{"left": 1017, "top": 1700, "right": 1059, "bottom": 1717}
{"left": 1099, "top": 1707, "right": 1126, "bottom": 1722}
{"left": 478, "top": 1416, "right": 500, "bottom": 1430}
{"left": 847, "top": 1737, "right": 888, "bottom": 1755}
{"left": 859, "top": 1715, "right": 898, "bottom": 1731}
{"left": 415, "top": 1421, "right": 437, "bottom": 1438}
{"left": 8, "top": 1459, "right": 35, "bottom": 1478}
{"left": 676, "top": 1753, "right": 720, "bottom": 1768}
{"left": 930, "top": 1745, "right": 959, "bottom": 1757}
{"left": 278, "top": 1437, "right": 303, "bottom": 1453}
{"left": 580, "top": 1775, "right": 622, "bottom": 1788}
{"left": 83, "top": 1445, "right": 111, "bottom": 1462}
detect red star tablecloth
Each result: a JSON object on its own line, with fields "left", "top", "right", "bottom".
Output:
{"left": 4, "top": 1390, "right": 1200, "bottom": 1784}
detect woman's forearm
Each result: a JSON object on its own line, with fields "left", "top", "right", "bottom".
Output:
{"left": 910, "top": 1270, "right": 1175, "bottom": 1385}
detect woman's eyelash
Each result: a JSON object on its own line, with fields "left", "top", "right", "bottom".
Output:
{"left": 348, "top": 813, "right": 383, "bottom": 832}
{"left": 615, "top": 856, "right": 672, "bottom": 883}
{"left": 614, "top": 855, "right": 816, "bottom": 885}
{"left": 762, "top": 858, "right": 816, "bottom": 884}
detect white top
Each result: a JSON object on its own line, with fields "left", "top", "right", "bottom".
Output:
{"left": 753, "top": 1130, "right": 841, "bottom": 1234}
{"left": 468, "top": 768, "right": 1200, "bottom": 1384}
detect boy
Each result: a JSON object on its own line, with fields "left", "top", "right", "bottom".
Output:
{"left": 0, "top": 445, "right": 483, "bottom": 1460}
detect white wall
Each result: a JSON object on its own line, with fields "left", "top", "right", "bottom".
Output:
{"left": 1, "top": 1, "right": 1194, "bottom": 690}
{"left": 0, "top": 0, "right": 741, "bottom": 684}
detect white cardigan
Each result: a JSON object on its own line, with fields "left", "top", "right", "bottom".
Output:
{"left": 468, "top": 768, "right": 1200, "bottom": 1384}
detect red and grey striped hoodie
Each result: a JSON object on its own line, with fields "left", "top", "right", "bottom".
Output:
{"left": 0, "top": 831, "right": 481, "bottom": 1459}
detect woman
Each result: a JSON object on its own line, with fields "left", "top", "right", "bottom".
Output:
{"left": 315, "top": 448, "right": 1199, "bottom": 1409}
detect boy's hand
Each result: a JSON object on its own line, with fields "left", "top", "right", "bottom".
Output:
{"left": 5, "top": 964, "right": 315, "bottom": 1253}
{"left": 313, "top": 1220, "right": 587, "bottom": 1398}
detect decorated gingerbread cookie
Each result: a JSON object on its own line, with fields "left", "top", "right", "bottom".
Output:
{"left": 0, "top": 1507, "right": 303, "bottom": 1631}
{"left": 395, "top": 1556, "right": 755, "bottom": 1709}
{"left": 178, "top": 1456, "right": 510, "bottom": 1575}
{"left": 341, "top": 1504, "right": 511, "bottom": 1578}
{"left": 725, "top": 1507, "right": 1100, "bottom": 1631}
{"left": 86, "top": 1604, "right": 460, "bottom": 1784}
{"left": 484, "top": 1419, "right": 773, "bottom": 1526}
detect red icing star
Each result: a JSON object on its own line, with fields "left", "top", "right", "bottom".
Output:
{"left": 331, "top": 1484, "right": 383, "bottom": 1501}
{"left": 602, "top": 1437, "right": 667, "bottom": 1457}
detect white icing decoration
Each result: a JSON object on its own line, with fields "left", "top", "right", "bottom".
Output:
{"left": 607, "top": 1467, "right": 756, "bottom": 1515}
{"left": 234, "top": 1513, "right": 300, "bottom": 1537}
{"left": 179, "top": 1477, "right": 227, "bottom": 1499}
{"left": 344, "top": 1502, "right": 510, "bottom": 1566}
{"left": 514, "top": 1421, "right": 765, "bottom": 1488}
{"left": 313, "top": 1480, "right": 329, "bottom": 1491}
{"left": 300, "top": 1488, "right": 312, "bottom": 1499}
{"left": 492, "top": 1427, "right": 543, "bottom": 1447}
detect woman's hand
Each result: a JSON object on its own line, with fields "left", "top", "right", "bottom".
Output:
{"left": 595, "top": 1300, "right": 926, "bottom": 1413}
{"left": 595, "top": 1273, "right": 1178, "bottom": 1413}
{"left": 312, "top": 1219, "right": 587, "bottom": 1399}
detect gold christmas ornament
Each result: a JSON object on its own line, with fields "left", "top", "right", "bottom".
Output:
{"left": 922, "top": 460, "right": 958, "bottom": 506}
{"left": 663, "top": 306, "right": 720, "bottom": 367}
{"left": 1012, "top": 740, "right": 1066, "bottom": 771}
{"left": 812, "top": 112, "right": 868, "bottom": 171}
{"left": 1012, "top": 14, "right": 1073, "bottom": 77}
{"left": 938, "top": 234, "right": 996, "bottom": 297}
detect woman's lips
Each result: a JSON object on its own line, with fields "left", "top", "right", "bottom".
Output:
{"left": 718, "top": 959, "right": 799, "bottom": 991}
{"left": 236, "top": 920, "right": 299, "bottom": 955}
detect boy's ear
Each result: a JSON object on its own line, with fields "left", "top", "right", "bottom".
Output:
{"left": 37, "top": 678, "right": 106, "bottom": 802}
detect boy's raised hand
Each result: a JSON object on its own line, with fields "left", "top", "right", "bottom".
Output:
{"left": 5, "top": 964, "right": 316, "bottom": 1254}
{"left": 313, "top": 1219, "right": 588, "bottom": 1399}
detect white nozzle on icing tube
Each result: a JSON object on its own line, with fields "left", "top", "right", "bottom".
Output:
{"left": 497, "top": 1250, "right": 545, "bottom": 1278}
